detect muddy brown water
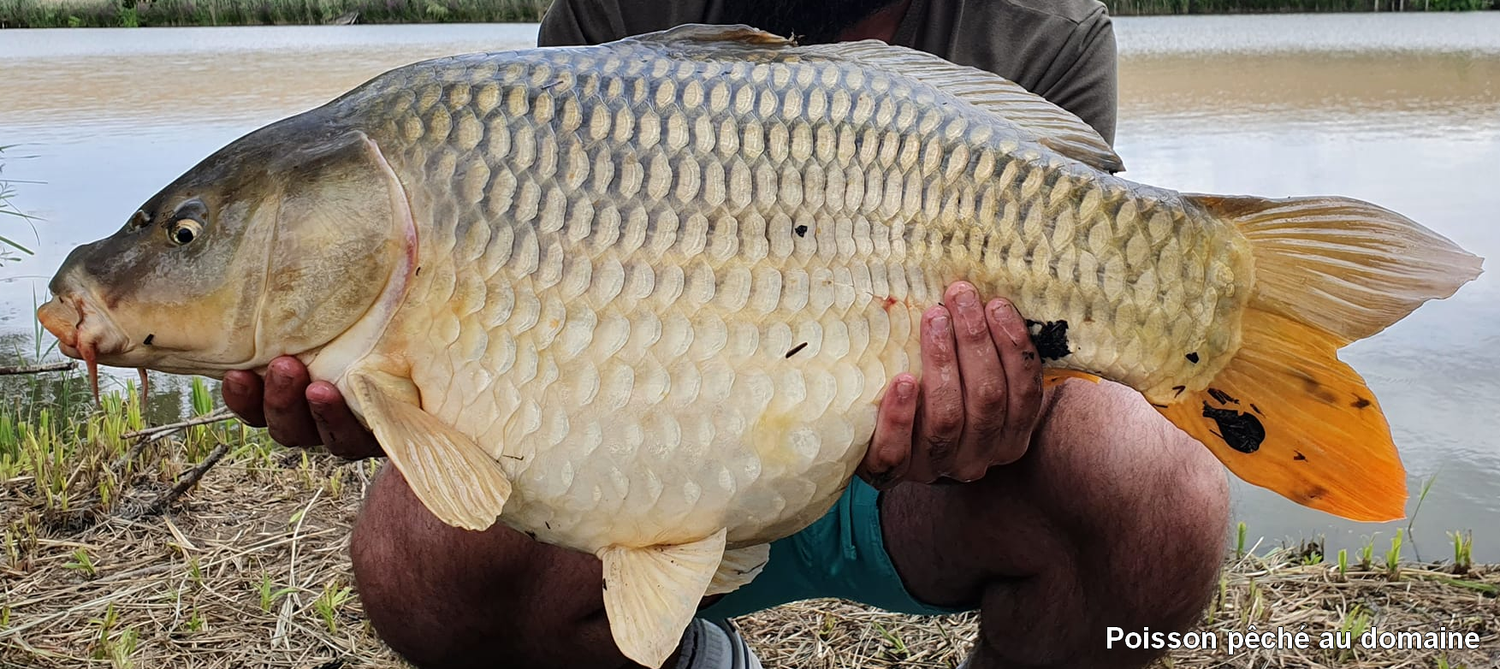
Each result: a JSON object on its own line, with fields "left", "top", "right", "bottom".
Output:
{"left": 1, "top": 14, "right": 1497, "bottom": 559}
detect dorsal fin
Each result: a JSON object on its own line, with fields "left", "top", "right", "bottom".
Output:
{"left": 810, "top": 41, "right": 1124, "bottom": 173}
{"left": 625, "top": 23, "right": 797, "bottom": 47}
{"left": 618, "top": 26, "right": 1123, "bottom": 173}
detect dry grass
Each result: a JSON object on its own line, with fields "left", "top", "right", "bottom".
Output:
{"left": 2, "top": 386, "right": 1496, "bottom": 669}
{"left": 2, "top": 436, "right": 400, "bottom": 668}
{"left": 739, "top": 560, "right": 1500, "bottom": 669}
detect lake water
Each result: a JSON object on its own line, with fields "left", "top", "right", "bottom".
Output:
{"left": 1, "top": 14, "right": 1497, "bottom": 560}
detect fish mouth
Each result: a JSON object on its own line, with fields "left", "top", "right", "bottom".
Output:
{"left": 38, "top": 289, "right": 133, "bottom": 400}
{"left": 37, "top": 297, "right": 80, "bottom": 351}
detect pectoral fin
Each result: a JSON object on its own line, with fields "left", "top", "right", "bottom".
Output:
{"left": 599, "top": 529, "right": 727, "bottom": 668}
{"left": 348, "top": 370, "right": 510, "bottom": 531}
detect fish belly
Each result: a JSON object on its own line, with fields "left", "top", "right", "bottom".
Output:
{"left": 355, "top": 42, "right": 1246, "bottom": 552}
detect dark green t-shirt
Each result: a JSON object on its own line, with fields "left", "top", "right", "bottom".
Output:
{"left": 537, "top": 0, "right": 1119, "bottom": 146}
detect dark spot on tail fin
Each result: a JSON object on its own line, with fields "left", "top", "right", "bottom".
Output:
{"left": 1172, "top": 385, "right": 1186, "bottom": 397}
{"left": 1352, "top": 396, "right": 1371, "bottom": 409}
{"left": 1294, "top": 369, "right": 1337, "bottom": 403}
{"left": 1024, "top": 319, "right": 1071, "bottom": 361}
{"left": 1207, "top": 388, "right": 1239, "bottom": 405}
{"left": 1202, "top": 402, "right": 1265, "bottom": 454}
{"left": 786, "top": 342, "right": 808, "bottom": 358}
{"left": 1294, "top": 451, "right": 1307, "bottom": 461}
{"left": 143, "top": 334, "right": 155, "bottom": 346}
{"left": 1186, "top": 352, "right": 1200, "bottom": 363}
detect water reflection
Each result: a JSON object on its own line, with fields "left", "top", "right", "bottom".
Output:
{"left": 0, "top": 333, "right": 203, "bottom": 426}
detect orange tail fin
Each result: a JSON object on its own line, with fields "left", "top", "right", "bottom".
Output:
{"left": 1157, "top": 195, "right": 1483, "bottom": 522}
{"left": 1156, "top": 311, "right": 1402, "bottom": 520}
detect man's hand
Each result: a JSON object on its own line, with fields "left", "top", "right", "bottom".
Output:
{"left": 223, "top": 358, "right": 383, "bottom": 460}
{"left": 859, "top": 281, "right": 1045, "bottom": 488}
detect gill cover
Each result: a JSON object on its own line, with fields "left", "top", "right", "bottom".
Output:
{"left": 256, "top": 131, "right": 411, "bottom": 358}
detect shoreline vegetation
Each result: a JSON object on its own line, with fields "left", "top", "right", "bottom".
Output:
{"left": 0, "top": 0, "right": 1494, "bottom": 29}
{"left": 0, "top": 362, "right": 1496, "bottom": 667}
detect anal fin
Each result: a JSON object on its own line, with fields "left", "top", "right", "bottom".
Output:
{"left": 348, "top": 370, "right": 510, "bottom": 531}
{"left": 706, "top": 544, "right": 770, "bottom": 596}
{"left": 600, "top": 529, "right": 727, "bottom": 668}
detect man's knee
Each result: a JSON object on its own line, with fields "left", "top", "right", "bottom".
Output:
{"left": 1113, "top": 431, "right": 1229, "bottom": 630}
{"left": 350, "top": 464, "right": 624, "bottom": 669}
{"left": 1062, "top": 384, "right": 1224, "bottom": 645}
{"left": 1052, "top": 381, "right": 1229, "bottom": 623}
{"left": 973, "top": 381, "right": 1230, "bottom": 667}
{"left": 349, "top": 465, "right": 507, "bottom": 668}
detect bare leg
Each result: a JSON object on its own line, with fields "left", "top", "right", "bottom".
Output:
{"left": 882, "top": 379, "right": 1230, "bottom": 669}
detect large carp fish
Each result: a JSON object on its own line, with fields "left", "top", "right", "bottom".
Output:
{"left": 39, "top": 25, "right": 1481, "bottom": 666}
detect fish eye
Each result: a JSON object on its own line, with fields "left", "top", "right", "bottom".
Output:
{"left": 167, "top": 198, "right": 208, "bottom": 246}
{"left": 168, "top": 219, "right": 203, "bottom": 246}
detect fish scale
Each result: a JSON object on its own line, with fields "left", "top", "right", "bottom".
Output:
{"left": 336, "top": 35, "right": 1243, "bottom": 553}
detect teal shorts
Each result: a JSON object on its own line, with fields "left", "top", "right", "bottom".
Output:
{"left": 698, "top": 478, "right": 973, "bottom": 619}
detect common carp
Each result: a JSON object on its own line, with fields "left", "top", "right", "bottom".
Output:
{"left": 38, "top": 25, "right": 1481, "bottom": 666}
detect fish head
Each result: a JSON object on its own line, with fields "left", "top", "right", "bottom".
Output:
{"left": 39, "top": 122, "right": 412, "bottom": 381}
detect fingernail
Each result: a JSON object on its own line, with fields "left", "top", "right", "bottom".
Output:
{"left": 933, "top": 314, "right": 950, "bottom": 334}
{"left": 991, "top": 300, "right": 1024, "bottom": 346}
{"left": 953, "top": 285, "right": 977, "bottom": 308}
{"left": 896, "top": 379, "right": 915, "bottom": 400}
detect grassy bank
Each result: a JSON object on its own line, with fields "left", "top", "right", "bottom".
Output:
{"left": 1, "top": 0, "right": 1496, "bottom": 29}
{"left": 1, "top": 366, "right": 1495, "bottom": 668}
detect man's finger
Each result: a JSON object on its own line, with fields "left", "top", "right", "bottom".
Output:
{"left": 308, "top": 381, "right": 385, "bottom": 460}
{"left": 990, "top": 297, "right": 1043, "bottom": 465}
{"left": 909, "top": 305, "right": 964, "bottom": 483}
{"left": 944, "top": 282, "right": 1007, "bottom": 482}
{"left": 222, "top": 370, "right": 267, "bottom": 428}
{"left": 263, "top": 356, "right": 321, "bottom": 448}
{"left": 860, "top": 374, "right": 917, "bottom": 489}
